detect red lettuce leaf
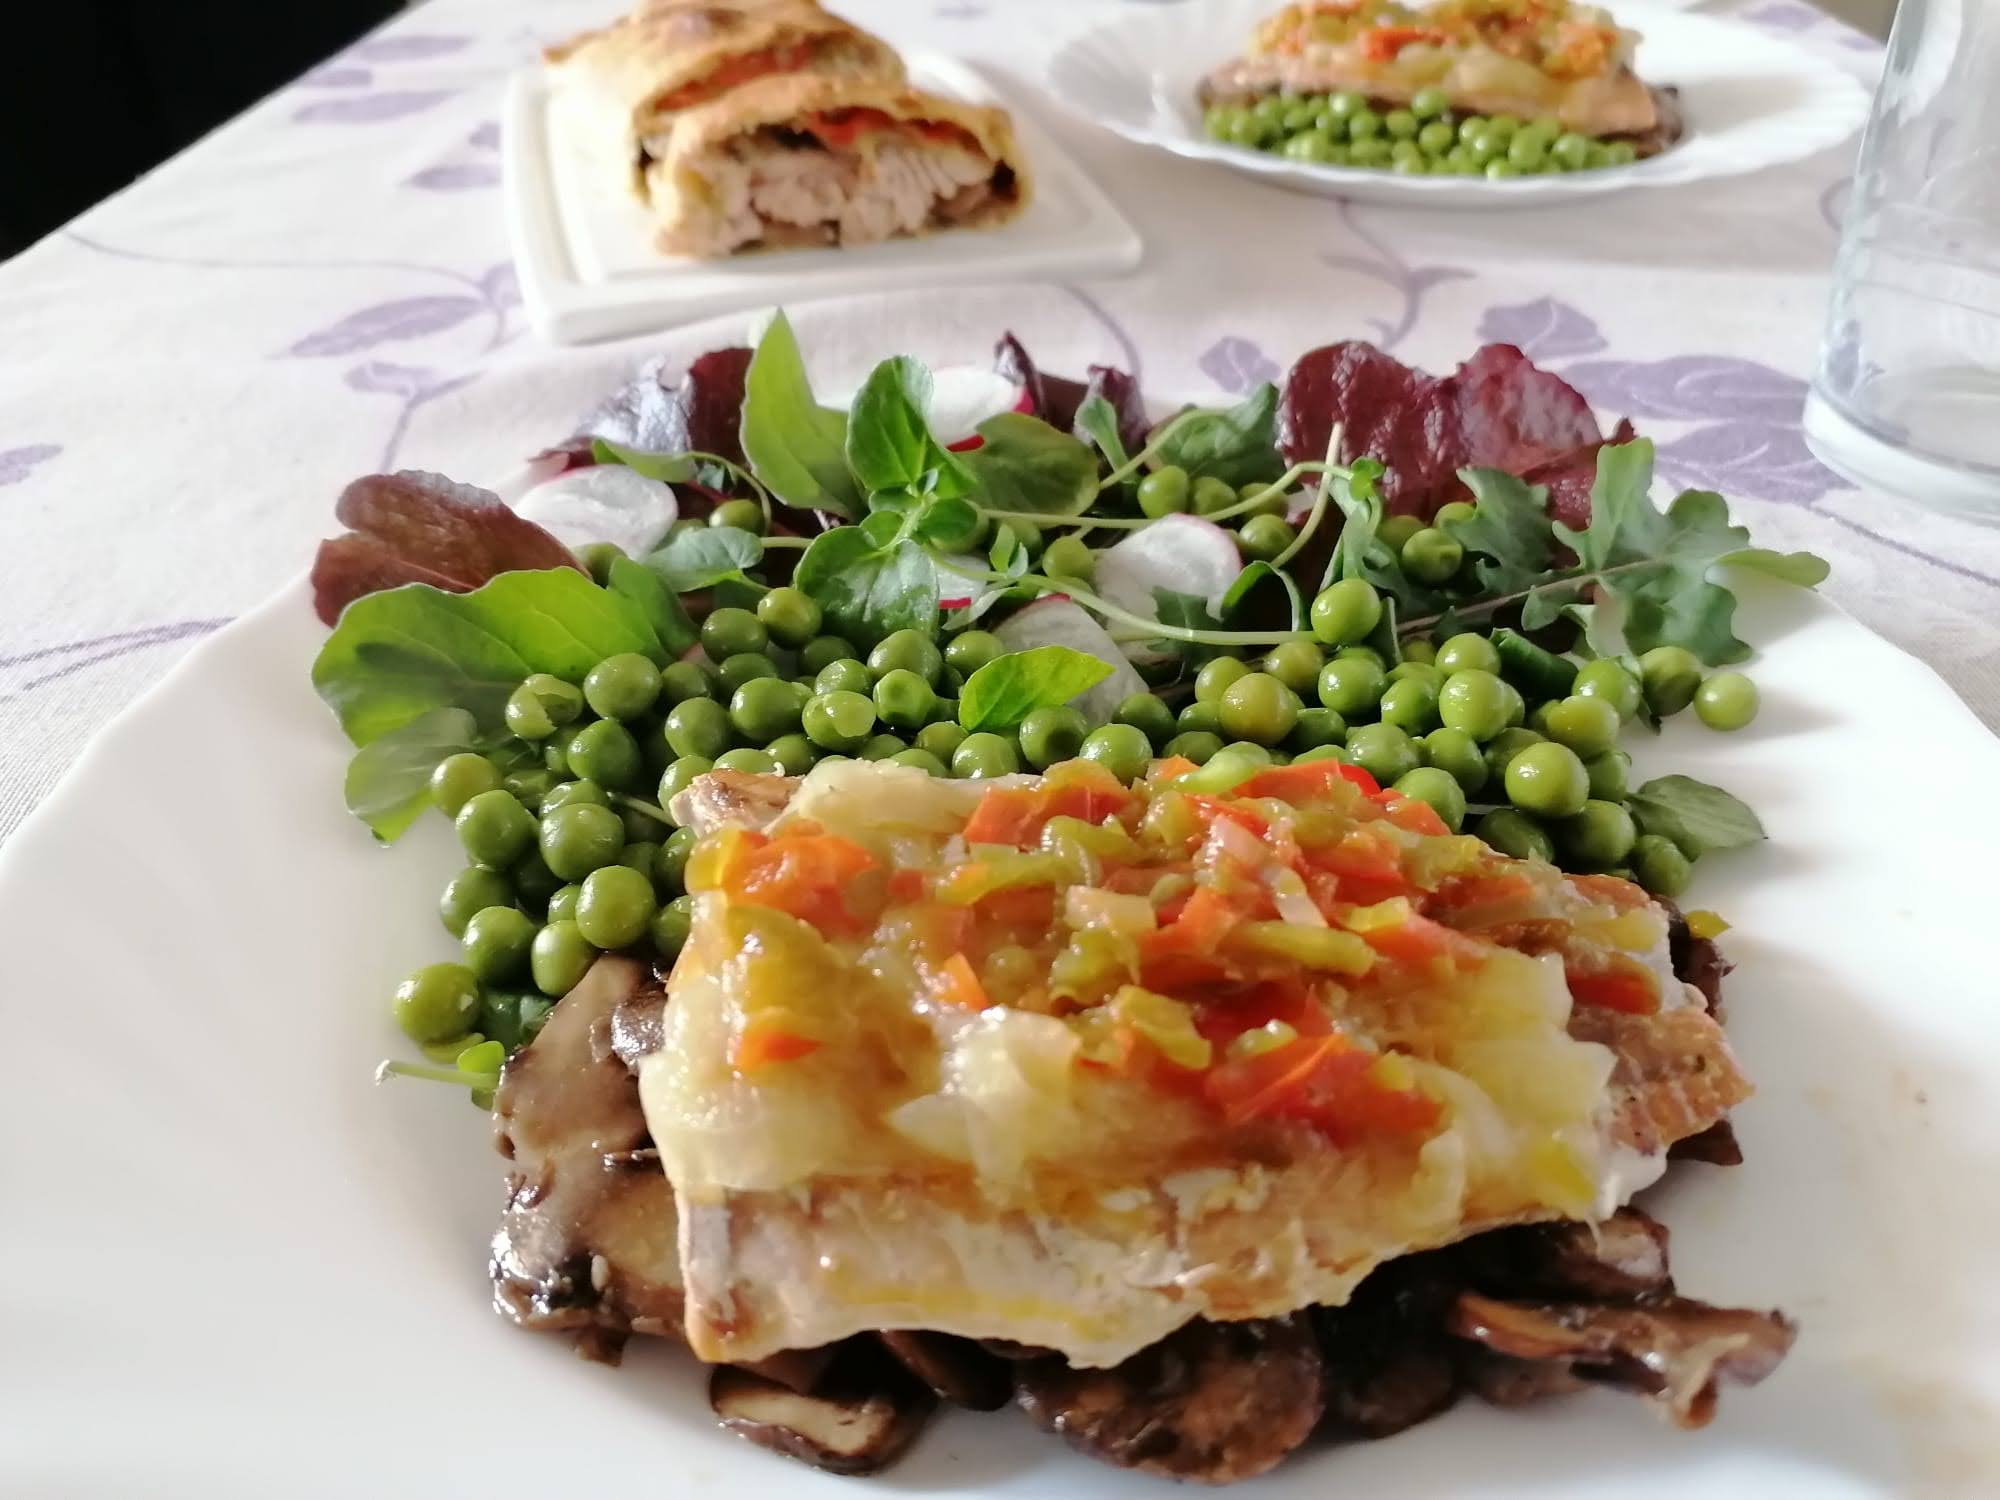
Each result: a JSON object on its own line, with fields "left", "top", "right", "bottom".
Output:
{"left": 531, "top": 347, "right": 754, "bottom": 471}
{"left": 312, "top": 470, "right": 581, "bottom": 626}
{"left": 992, "top": 333, "right": 1146, "bottom": 453}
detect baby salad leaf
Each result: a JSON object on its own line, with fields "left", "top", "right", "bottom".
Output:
{"left": 607, "top": 555, "right": 698, "bottom": 656}
{"left": 313, "top": 569, "right": 662, "bottom": 746}
{"left": 1151, "top": 587, "right": 1229, "bottom": 666}
{"left": 342, "top": 707, "right": 477, "bottom": 843}
{"left": 793, "top": 513, "right": 939, "bottom": 645}
{"left": 592, "top": 440, "right": 697, "bottom": 484}
{"left": 739, "top": 311, "right": 861, "bottom": 518}
{"left": 846, "top": 357, "right": 972, "bottom": 501}
{"left": 1151, "top": 384, "right": 1285, "bottom": 486}
{"left": 960, "top": 413, "right": 1099, "bottom": 516}
{"left": 1323, "top": 459, "right": 1438, "bottom": 614}
{"left": 644, "top": 525, "right": 762, "bottom": 592}
{"left": 958, "top": 646, "right": 1114, "bottom": 733}
{"left": 1452, "top": 469, "right": 1555, "bottom": 596}
{"left": 1073, "top": 392, "right": 1132, "bottom": 479}
{"left": 1628, "top": 775, "right": 1765, "bottom": 857}
{"left": 1219, "top": 561, "right": 1303, "bottom": 629}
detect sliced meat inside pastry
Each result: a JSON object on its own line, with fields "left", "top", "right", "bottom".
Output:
{"left": 646, "top": 76, "right": 1029, "bottom": 257}
{"left": 547, "top": 0, "right": 906, "bottom": 197}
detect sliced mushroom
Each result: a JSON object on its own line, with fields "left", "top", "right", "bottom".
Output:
{"left": 737, "top": 1344, "right": 840, "bottom": 1396}
{"left": 878, "top": 1330, "right": 1013, "bottom": 1410}
{"left": 1456, "top": 1207, "right": 1674, "bottom": 1301}
{"left": 1016, "top": 1316, "right": 1325, "bottom": 1483}
{"left": 1312, "top": 1254, "right": 1464, "bottom": 1440}
{"left": 1667, "top": 1118, "right": 1744, "bottom": 1165}
{"left": 709, "top": 1360, "right": 934, "bottom": 1475}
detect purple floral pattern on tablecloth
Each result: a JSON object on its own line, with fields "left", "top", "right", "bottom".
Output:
{"left": 299, "top": 66, "right": 373, "bottom": 89}
{"left": 286, "top": 296, "right": 487, "bottom": 356}
{"left": 1, "top": 620, "right": 231, "bottom": 701}
{"left": 1746, "top": 2, "right": 1822, "bottom": 31}
{"left": 1563, "top": 354, "right": 1811, "bottom": 426}
{"left": 1199, "top": 337, "right": 1280, "bottom": 394}
{"left": 294, "top": 91, "right": 455, "bottom": 125}
{"left": 0, "top": 445, "right": 61, "bottom": 488}
{"left": 1476, "top": 298, "right": 1608, "bottom": 362}
{"left": 345, "top": 34, "right": 472, "bottom": 62}
{"left": 1323, "top": 201, "right": 1471, "bottom": 351}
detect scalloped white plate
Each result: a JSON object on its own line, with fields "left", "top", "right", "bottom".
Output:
{"left": 3, "top": 565, "right": 2000, "bottom": 1488}
{"left": 1048, "top": 0, "right": 1870, "bottom": 209}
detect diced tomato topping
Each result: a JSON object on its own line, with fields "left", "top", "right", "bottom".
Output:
{"left": 1352, "top": 908, "right": 1483, "bottom": 966}
{"left": 887, "top": 869, "right": 927, "bottom": 903}
{"left": 1304, "top": 828, "right": 1409, "bottom": 907}
{"left": 975, "top": 885, "right": 1057, "bottom": 927}
{"left": 1566, "top": 962, "right": 1660, "bottom": 1015}
{"left": 1373, "top": 791, "right": 1450, "bottom": 837}
{"left": 1151, "top": 755, "right": 1199, "bottom": 781}
{"left": 1203, "top": 1035, "right": 1438, "bottom": 1140}
{"left": 1137, "top": 887, "right": 1241, "bottom": 990}
{"left": 1194, "top": 980, "right": 1333, "bottom": 1047}
{"left": 1570, "top": 872, "right": 1650, "bottom": 910}
{"left": 933, "top": 952, "right": 990, "bottom": 1010}
{"left": 1358, "top": 24, "right": 1448, "bottom": 60}
{"left": 656, "top": 42, "right": 814, "bottom": 111}
{"left": 1185, "top": 795, "right": 1271, "bottom": 838}
{"left": 1433, "top": 871, "right": 1538, "bottom": 911}
{"left": 719, "top": 832, "right": 879, "bottom": 934}
{"left": 733, "top": 1019, "right": 822, "bottom": 1072}
{"left": 804, "top": 106, "right": 979, "bottom": 152}
{"left": 963, "top": 771, "right": 1135, "bottom": 849}
{"left": 1240, "top": 758, "right": 1378, "bottom": 802}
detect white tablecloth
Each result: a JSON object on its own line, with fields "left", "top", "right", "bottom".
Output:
{"left": 4, "top": 0, "right": 1995, "bottom": 843}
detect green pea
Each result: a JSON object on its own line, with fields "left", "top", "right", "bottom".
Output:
{"left": 1346, "top": 723, "right": 1420, "bottom": 786}
{"left": 1348, "top": 106, "right": 1382, "bottom": 139}
{"left": 999, "top": 518, "right": 1047, "bottom": 559}
{"left": 1434, "top": 633, "right": 1500, "bottom": 677}
{"left": 877, "top": 748, "right": 943, "bottom": 778}
{"left": 1380, "top": 676, "right": 1442, "bottom": 735}
{"left": 1288, "top": 706, "right": 1347, "bottom": 752}
{"left": 538, "top": 779, "right": 606, "bottom": 815}
{"left": 814, "top": 658, "right": 873, "bottom": 697}
{"left": 1410, "top": 86, "right": 1450, "bottom": 119}
{"left": 952, "top": 732, "right": 1021, "bottom": 779}
{"left": 803, "top": 689, "right": 877, "bottom": 751}
{"left": 906, "top": 722, "right": 962, "bottom": 763}
{"left": 1387, "top": 660, "right": 1442, "bottom": 690}
{"left": 456, "top": 790, "right": 538, "bottom": 871}
{"left": 430, "top": 753, "right": 503, "bottom": 816}
{"left": 1477, "top": 808, "right": 1555, "bottom": 864}
{"left": 583, "top": 654, "right": 661, "bottom": 722}
{"left": 1293, "top": 744, "right": 1349, "bottom": 766}
{"left": 1605, "top": 141, "right": 1638, "bottom": 166}
{"left": 1318, "top": 656, "right": 1386, "bottom": 718}
{"left": 1417, "top": 120, "right": 1456, "bottom": 155}
{"left": 1504, "top": 742, "right": 1590, "bottom": 817}
{"left": 1401, "top": 638, "right": 1437, "bottom": 665}
{"left": 799, "top": 635, "right": 858, "bottom": 676}
{"left": 716, "top": 653, "right": 777, "bottom": 693}
{"left": 727, "top": 677, "right": 801, "bottom": 742}
{"left": 1420, "top": 727, "right": 1487, "bottom": 794}
{"left": 705, "top": 497, "right": 764, "bottom": 535}
{"left": 700, "top": 607, "right": 767, "bottom": 660}
{"left": 1191, "top": 476, "right": 1239, "bottom": 516}
{"left": 1559, "top": 800, "right": 1637, "bottom": 870}
{"left": 509, "top": 845, "right": 562, "bottom": 915}
{"left": 710, "top": 747, "right": 775, "bottom": 775}
{"left": 1195, "top": 656, "right": 1252, "bottom": 705}
{"left": 539, "top": 801, "right": 625, "bottom": 881}
{"left": 1551, "top": 132, "right": 1593, "bottom": 171}
{"left": 530, "top": 920, "right": 597, "bottom": 997}
{"left": 1637, "top": 646, "right": 1703, "bottom": 717}
{"left": 1393, "top": 767, "right": 1467, "bottom": 832}
{"left": 658, "top": 660, "right": 714, "bottom": 705}
{"left": 1042, "top": 534, "right": 1096, "bottom": 586}
{"left": 621, "top": 802, "right": 664, "bottom": 843}
{"left": 1486, "top": 159, "right": 1521, "bottom": 180}
{"left": 1164, "top": 730, "right": 1226, "bottom": 765}
{"left": 766, "top": 733, "right": 817, "bottom": 776}
{"left": 873, "top": 668, "right": 938, "bottom": 731}
{"left": 1261, "top": 640, "right": 1325, "bottom": 697}
{"left": 575, "top": 542, "right": 625, "bottom": 584}
{"left": 1584, "top": 748, "right": 1631, "bottom": 801}
{"left": 575, "top": 865, "right": 657, "bottom": 950}
{"left": 1238, "top": 515, "right": 1294, "bottom": 562}
{"left": 1127, "top": 463, "right": 1189, "bottom": 520}
{"left": 657, "top": 827, "right": 698, "bottom": 893}
{"left": 1694, "top": 672, "right": 1759, "bottom": 731}
{"left": 656, "top": 755, "right": 714, "bottom": 819}
{"left": 1178, "top": 700, "right": 1225, "bottom": 736}
{"left": 503, "top": 766, "right": 559, "bottom": 807}
{"left": 754, "top": 586, "right": 822, "bottom": 649}
{"left": 663, "top": 698, "right": 734, "bottom": 761}
{"left": 1482, "top": 727, "right": 1545, "bottom": 784}
{"left": 1400, "top": 527, "right": 1462, "bottom": 584}
{"left": 394, "top": 963, "right": 481, "bottom": 1046}
{"left": 1310, "top": 579, "right": 1383, "bottom": 646}
{"left": 1434, "top": 669, "right": 1510, "bottom": 742}
{"left": 1019, "top": 705, "right": 1089, "bottom": 770}
{"left": 1507, "top": 133, "right": 1549, "bottom": 172}
{"left": 1574, "top": 659, "right": 1643, "bottom": 720}
{"left": 1218, "top": 672, "right": 1300, "bottom": 747}
{"left": 566, "top": 719, "right": 645, "bottom": 790}
{"left": 1216, "top": 742, "right": 1274, "bottom": 769}
{"left": 1329, "top": 89, "right": 1367, "bottom": 119}
{"left": 1282, "top": 99, "right": 1319, "bottom": 132}
{"left": 1631, "top": 834, "right": 1693, "bottom": 898}
{"left": 1078, "top": 723, "right": 1152, "bottom": 782}
{"left": 461, "top": 906, "right": 536, "bottom": 984}
{"left": 859, "top": 733, "right": 907, "bottom": 761}
{"left": 440, "top": 867, "right": 513, "bottom": 938}
{"left": 546, "top": 883, "right": 582, "bottom": 925}
{"left": 1377, "top": 515, "right": 1423, "bottom": 553}
{"left": 1543, "top": 695, "right": 1622, "bottom": 758}
{"left": 944, "top": 629, "right": 1003, "bottom": 676}
{"left": 1114, "top": 692, "right": 1177, "bottom": 747}
{"left": 1338, "top": 645, "right": 1386, "bottom": 669}
{"left": 1237, "top": 481, "right": 1289, "bottom": 517}
{"left": 652, "top": 895, "right": 696, "bottom": 960}
{"left": 869, "top": 629, "right": 944, "bottom": 686}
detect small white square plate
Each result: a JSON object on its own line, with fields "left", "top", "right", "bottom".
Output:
{"left": 504, "top": 54, "right": 1144, "bottom": 345}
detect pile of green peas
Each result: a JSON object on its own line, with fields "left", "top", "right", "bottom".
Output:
{"left": 1204, "top": 85, "right": 1641, "bottom": 179}
{"left": 1127, "top": 463, "right": 1302, "bottom": 564}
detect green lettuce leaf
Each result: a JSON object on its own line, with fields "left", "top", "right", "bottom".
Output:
{"left": 739, "top": 311, "right": 860, "bottom": 517}
{"left": 342, "top": 707, "right": 477, "bottom": 842}
{"left": 958, "top": 646, "right": 1114, "bottom": 733}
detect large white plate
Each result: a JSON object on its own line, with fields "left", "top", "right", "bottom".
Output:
{"left": 505, "top": 53, "right": 1143, "bottom": 344}
{"left": 4, "top": 567, "right": 2000, "bottom": 1491}
{"left": 1047, "top": 0, "right": 1871, "bottom": 209}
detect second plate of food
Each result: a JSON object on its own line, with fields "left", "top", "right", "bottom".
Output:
{"left": 1048, "top": 0, "right": 1869, "bottom": 208}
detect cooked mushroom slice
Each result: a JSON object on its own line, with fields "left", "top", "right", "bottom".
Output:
{"left": 1667, "top": 1118, "right": 1744, "bottom": 1165}
{"left": 1447, "top": 1292, "right": 1797, "bottom": 1428}
{"left": 1016, "top": 1316, "right": 1325, "bottom": 1483}
{"left": 1312, "top": 1255, "right": 1463, "bottom": 1440}
{"left": 1456, "top": 1207, "right": 1674, "bottom": 1301}
{"left": 878, "top": 1330, "right": 1013, "bottom": 1411}
{"left": 709, "top": 1361, "right": 934, "bottom": 1475}
{"left": 737, "top": 1344, "right": 840, "bottom": 1396}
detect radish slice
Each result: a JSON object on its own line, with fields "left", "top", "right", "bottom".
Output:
{"left": 927, "top": 366, "right": 1028, "bottom": 447}
{"left": 1095, "top": 515, "right": 1243, "bottom": 660}
{"left": 515, "top": 466, "right": 679, "bottom": 557}
{"left": 993, "top": 598, "right": 1148, "bottom": 727}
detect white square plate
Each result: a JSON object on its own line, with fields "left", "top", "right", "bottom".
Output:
{"left": 504, "top": 54, "right": 1144, "bottom": 344}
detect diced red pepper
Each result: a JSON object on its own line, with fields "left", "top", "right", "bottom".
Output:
{"left": 1203, "top": 1035, "right": 1438, "bottom": 1140}
{"left": 887, "top": 869, "right": 927, "bottom": 904}
{"left": 1137, "top": 887, "right": 1241, "bottom": 989}
{"left": 656, "top": 42, "right": 813, "bottom": 111}
{"left": 1304, "top": 828, "right": 1410, "bottom": 907}
{"left": 1373, "top": 791, "right": 1450, "bottom": 837}
{"left": 721, "top": 832, "right": 879, "bottom": 934}
{"left": 1358, "top": 24, "right": 1447, "bottom": 61}
{"left": 733, "top": 1019, "right": 822, "bottom": 1072}
{"left": 1184, "top": 795, "right": 1271, "bottom": 838}
{"left": 1566, "top": 962, "right": 1660, "bottom": 1015}
{"left": 1240, "top": 758, "right": 1378, "bottom": 802}
{"left": 933, "top": 952, "right": 990, "bottom": 1010}
{"left": 963, "top": 770, "right": 1134, "bottom": 849}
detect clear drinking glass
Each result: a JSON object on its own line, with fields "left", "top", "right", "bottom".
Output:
{"left": 1803, "top": 0, "right": 2000, "bottom": 521}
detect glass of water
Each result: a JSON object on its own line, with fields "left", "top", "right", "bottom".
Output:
{"left": 1803, "top": 0, "right": 2000, "bottom": 520}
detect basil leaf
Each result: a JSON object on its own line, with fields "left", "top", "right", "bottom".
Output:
{"left": 342, "top": 707, "right": 477, "bottom": 843}
{"left": 793, "top": 524, "right": 938, "bottom": 645}
{"left": 845, "top": 357, "right": 972, "bottom": 500}
{"left": 1453, "top": 469, "right": 1555, "bottom": 596}
{"left": 592, "top": 439, "right": 696, "bottom": 484}
{"left": 644, "top": 525, "right": 763, "bottom": 592}
{"left": 1628, "top": 774, "right": 1765, "bottom": 858}
{"left": 313, "top": 569, "right": 663, "bottom": 746}
{"left": 739, "top": 311, "right": 860, "bottom": 518}
{"left": 608, "top": 555, "right": 698, "bottom": 656}
{"left": 960, "top": 413, "right": 1099, "bottom": 517}
{"left": 915, "top": 496, "right": 983, "bottom": 548}
{"left": 1152, "top": 385, "right": 1284, "bottom": 486}
{"left": 958, "top": 646, "right": 1114, "bottom": 733}
{"left": 1219, "top": 561, "right": 1302, "bottom": 628}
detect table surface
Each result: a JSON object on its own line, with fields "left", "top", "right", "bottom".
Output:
{"left": 4, "top": 0, "right": 1995, "bottom": 845}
